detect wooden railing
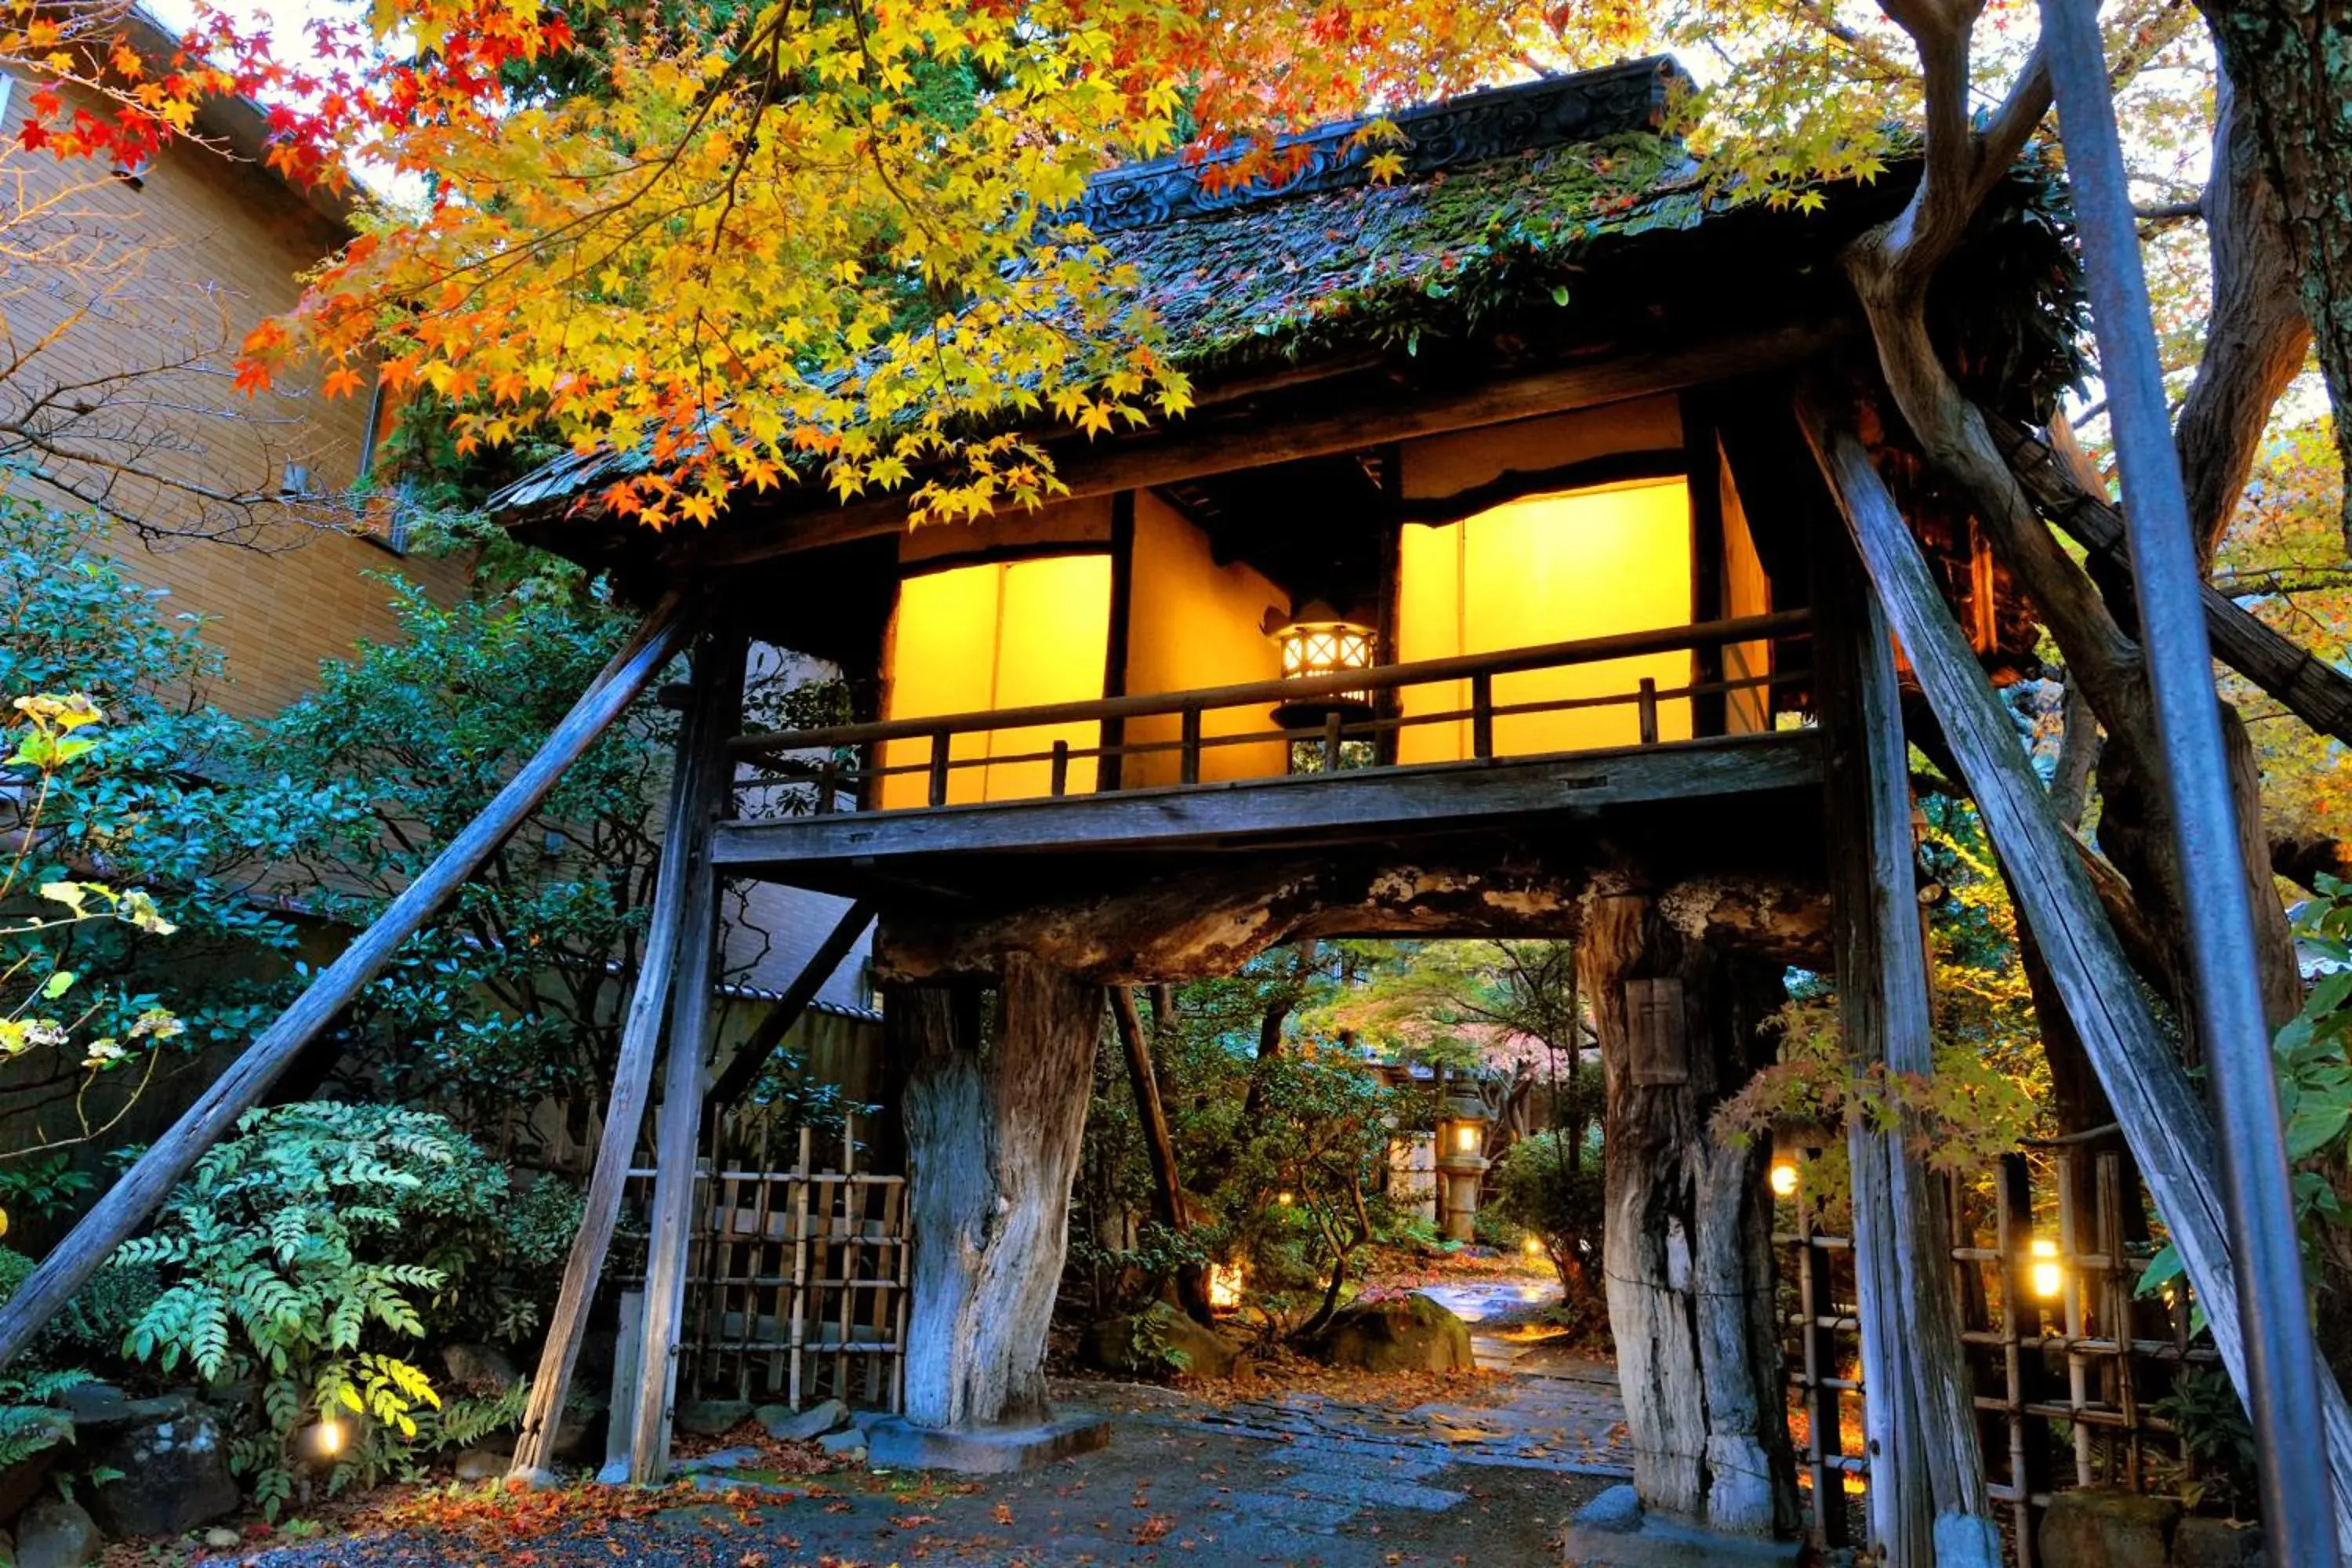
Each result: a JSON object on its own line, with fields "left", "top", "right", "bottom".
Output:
{"left": 731, "top": 609, "right": 1813, "bottom": 811}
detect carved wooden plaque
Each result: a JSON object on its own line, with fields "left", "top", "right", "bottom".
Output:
{"left": 1626, "top": 977, "right": 1690, "bottom": 1087}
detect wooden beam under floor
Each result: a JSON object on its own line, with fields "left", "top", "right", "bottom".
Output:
{"left": 711, "top": 732, "right": 1824, "bottom": 880}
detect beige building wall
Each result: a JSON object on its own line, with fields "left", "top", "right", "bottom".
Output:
{"left": 0, "top": 74, "right": 468, "bottom": 718}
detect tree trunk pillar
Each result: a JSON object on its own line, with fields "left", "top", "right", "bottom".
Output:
{"left": 895, "top": 953, "right": 1103, "bottom": 1428}
{"left": 1582, "top": 886, "right": 1798, "bottom": 1536}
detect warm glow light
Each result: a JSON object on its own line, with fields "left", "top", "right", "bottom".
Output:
{"left": 1276, "top": 1190, "right": 1294, "bottom": 1206}
{"left": 1523, "top": 1236, "right": 1545, "bottom": 1258}
{"left": 299, "top": 1417, "right": 349, "bottom": 1463}
{"left": 1455, "top": 1125, "right": 1480, "bottom": 1153}
{"left": 1769, "top": 1161, "right": 1800, "bottom": 1199}
{"left": 1207, "top": 1261, "right": 1247, "bottom": 1311}
{"left": 1398, "top": 477, "right": 1695, "bottom": 761}
{"left": 2030, "top": 1239, "right": 2064, "bottom": 1301}
{"left": 881, "top": 555, "right": 1112, "bottom": 807}
{"left": 1278, "top": 619, "right": 1375, "bottom": 681}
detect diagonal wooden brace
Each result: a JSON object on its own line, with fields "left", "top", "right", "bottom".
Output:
{"left": 1801, "top": 402, "right": 2352, "bottom": 1541}
{"left": 0, "top": 593, "right": 696, "bottom": 1375}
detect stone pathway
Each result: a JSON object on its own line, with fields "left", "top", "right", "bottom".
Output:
{"left": 239, "top": 1280, "right": 1632, "bottom": 1567}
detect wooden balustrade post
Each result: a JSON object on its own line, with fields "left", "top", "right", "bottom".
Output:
{"left": 1638, "top": 678, "right": 1661, "bottom": 745}
{"left": 1051, "top": 740, "right": 1070, "bottom": 797}
{"left": 1321, "top": 710, "right": 1343, "bottom": 771}
{"left": 1470, "top": 671, "right": 1495, "bottom": 759}
{"left": 927, "top": 730, "right": 952, "bottom": 806}
{"left": 1179, "top": 706, "right": 1202, "bottom": 786}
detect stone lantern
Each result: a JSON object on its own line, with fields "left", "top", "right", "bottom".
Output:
{"left": 1436, "top": 1091, "right": 1491, "bottom": 1243}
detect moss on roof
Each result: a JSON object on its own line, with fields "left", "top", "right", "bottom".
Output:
{"left": 1103, "top": 131, "right": 1701, "bottom": 370}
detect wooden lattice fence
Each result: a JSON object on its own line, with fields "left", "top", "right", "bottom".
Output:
{"left": 617, "top": 1109, "right": 910, "bottom": 1415}
{"left": 1778, "top": 1140, "right": 2227, "bottom": 1566}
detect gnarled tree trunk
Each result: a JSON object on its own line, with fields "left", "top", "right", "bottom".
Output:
{"left": 1582, "top": 885, "right": 1798, "bottom": 1536}
{"left": 895, "top": 953, "right": 1103, "bottom": 1428}
{"left": 2200, "top": 0, "right": 2352, "bottom": 548}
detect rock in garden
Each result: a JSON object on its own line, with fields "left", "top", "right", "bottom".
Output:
{"left": 815, "top": 1428, "right": 868, "bottom": 1461}
{"left": 453, "top": 1447, "right": 511, "bottom": 1483}
{"left": 204, "top": 1527, "right": 243, "bottom": 1550}
{"left": 673, "top": 1398, "right": 754, "bottom": 1436}
{"left": 673, "top": 1445, "right": 765, "bottom": 1475}
{"left": 441, "top": 1343, "right": 520, "bottom": 1392}
{"left": 2172, "top": 1516, "right": 2264, "bottom": 1568}
{"left": 1574, "top": 1483, "right": 1644, "bottom": 1534}
{"left": 763, "top": 1399, "right": 850, "bottom": 1442}
{"left": 13, "top": 1496, "right": 101, "bottom": 1568}
{"left": 1081, "top": 1301, "right": 1241, "bottom": 1380}
{"left": 85, "top": 1405, "right": 238, "bottom": 1537}
{"left": 2038, "top": 1490, "right": 2180, "bottom": 1568}
{"left": 1301, "top": 1294, "right": 1474, "bottom": 1374}
{"left": 552, "top": 1406, "right": 602, "bottom": 1462}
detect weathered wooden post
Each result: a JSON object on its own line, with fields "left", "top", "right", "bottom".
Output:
{"left": 1811, "top": 503, "right": 1998, "bottom": 1566}
{"left": 511, "top": 624, "right": 730, "bottom": 1482}
{"left": 630, "top": 630, "right": 746, "bottom": 1482}
{"left": 1581, "top": 884, "right": 1798, "bottom": 1536}
{"left": 1802, "top": 401, "right": 2352, "bottom": 1535}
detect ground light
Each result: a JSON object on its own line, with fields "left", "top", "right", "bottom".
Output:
{"left": 299, "top": 1417, "right": 348, "bottom": 1462}
{"left": 1207, "top": 1261, "right": 1246, "bottom": 1311}
{"left": 1769, "top": 1160, "right": 1800, "bottom": 1199}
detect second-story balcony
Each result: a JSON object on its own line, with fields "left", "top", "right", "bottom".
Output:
{"left": 717, "top": 610, "right": 1823, "bottom": 902}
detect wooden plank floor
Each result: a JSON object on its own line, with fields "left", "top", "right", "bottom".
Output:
{"left": 716, "top": 729, "right": 1823, "bottom": 898}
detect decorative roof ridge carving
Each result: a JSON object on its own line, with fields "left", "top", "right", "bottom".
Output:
{"left": 1076, "top": 55, "right": 1690, "bottom": 235}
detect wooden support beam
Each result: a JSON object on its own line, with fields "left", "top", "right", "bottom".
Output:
{"left": 1106, "top": 985, "right": 1209, "bottom": 1322}
{"left": 706, "top": 899, "right": 879, "bottom": 1109}
{"left": 0, "top": 594, "right": 696, "bottom": 1377}
{"left": 510, "top": 619, "right": 720, "bottom": 1481}
{"left": 1812, "top": 506, "right": 1995, "bottom": 1565}
{"left": 673, "top": 325, "right": 1842, "bottom": 568}
{"left": 630, "top": 631, "right": 746, "bottom": 1483}
{"left": 713, "top": 734, "right": 1824, "bottom": 878}
{"left": 1986, "top": 411, "right": 2352, "bottom": 747}
{"left": 1800, "top": 404, "right": 2352, "bottom": 1540}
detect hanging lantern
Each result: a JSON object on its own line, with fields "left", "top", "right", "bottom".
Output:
{"left": 1269, "top": 601, "right": 1377, "bottom": 729}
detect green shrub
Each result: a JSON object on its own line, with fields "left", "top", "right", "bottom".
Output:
{"left": 1490, "top": 1128, "right": 1606, "bottom": 1299}
{"left": 115, "top": 1102, "right": 512, "bottom": 1516}
{"left": 0, "top": 1367, "right": 89, "bottom": 1470}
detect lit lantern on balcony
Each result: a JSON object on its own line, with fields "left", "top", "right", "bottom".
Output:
{"left": 1269, "top": 601, "right": 1377, "bottom": 730}
{"left": 1435, "top": 1091, "right": 1490, "bottom": 1243}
